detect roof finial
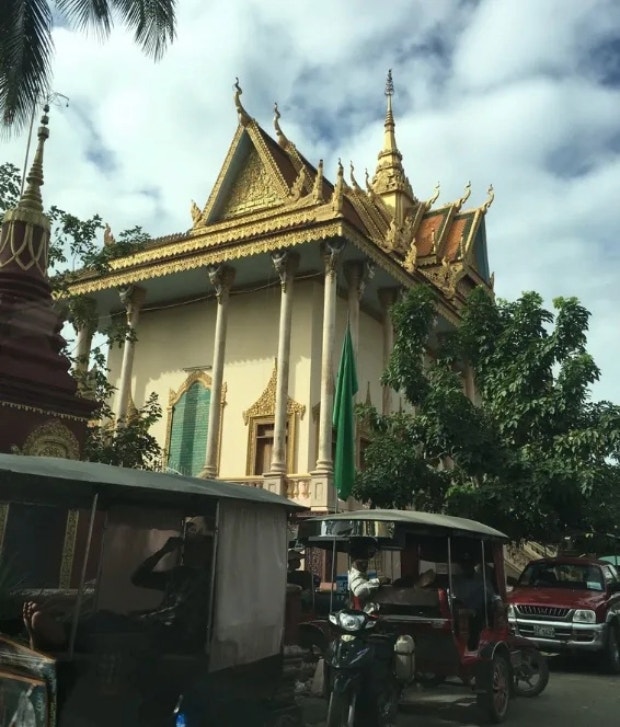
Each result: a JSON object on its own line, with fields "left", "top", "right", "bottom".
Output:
{"left": 331, "top": 159, "right": 345, "bottom": 215}
{"left": 426, "top": 181, "right": 440, "bottom": 208}
{"left": 482, "top": 183, "right": 495, "bottom": 212}
{"left": 349, "top": 161, "right": 362, "bottom": 191}
{"left": 385, "top": 68, "right": 394, "bottom": 126}
{"left": 273, "top": 102, "right": 289, "bottom": 148}
{"left": 311, "top": 159, "right": 324, "bottom": 203}
{"left": 19, "top": 104, "right": 50, "bottom": 214}
{"left": 456, "top": 181, "right": 472, "bottom": 211}
{"left": 234, "top": 77, "right": 251, "bottom": 127}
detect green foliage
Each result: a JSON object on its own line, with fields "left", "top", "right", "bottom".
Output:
{"left": 353, "top": 284, "right": 620, "bottom": 544}
{"left": 1, "top": 161, "right": 163, "bottom": 470}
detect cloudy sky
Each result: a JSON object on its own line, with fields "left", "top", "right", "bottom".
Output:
{"left": 2, "top": 0, "right": 620, "bottom": 400}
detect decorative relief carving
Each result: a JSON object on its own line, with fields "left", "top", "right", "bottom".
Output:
{"left": 322, "top": 239, "right": 346, "bottom": 277}
{"left": 271, "top": 249, "right": 299, "bottom": 292}
{"left": 242, "top": 363, "right": 306, "bottom": 424}
{"left": 219, "top": 148, "right": 282, "bottom": 219}
{"left": 0, "top": 219, "right": 49, "bottom": 275}
{"left": 207, "top": 264, "right": 236, "bottom": 300}
{"left": 20, "top": 420, "right": 80, "bottom": 459}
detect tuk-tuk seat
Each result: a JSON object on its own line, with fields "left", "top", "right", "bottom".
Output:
{"left": 374, "top": 586, "right": 446, "bottom": 619}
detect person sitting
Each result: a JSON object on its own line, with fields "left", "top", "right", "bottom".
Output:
{"left": 452, "top": 553, "right": 501, "bottom": 650}
{"left": 347, "top": 540, "right": 389, "bottom": 610}
{"left": 23, "top": 518, "right": 212, "bottom": 653}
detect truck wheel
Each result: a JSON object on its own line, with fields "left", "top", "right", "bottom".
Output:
{"left": 513, "top": 649, "right": 549, "bottom": 697}
{"left": 603, "top": 623, "right": 620, "bottom": 674}
{"left": 477, "top": 653, "right": 510, "bottom": 723}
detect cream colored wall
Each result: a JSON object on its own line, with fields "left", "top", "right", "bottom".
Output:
{"left": 107, "top": 277, "right": 391, "bottom": 478}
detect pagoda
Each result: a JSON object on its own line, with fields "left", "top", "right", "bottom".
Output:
{"left": 0, "top": 105, "right": 97, "bottom": 458}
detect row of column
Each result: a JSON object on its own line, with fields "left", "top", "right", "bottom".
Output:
{"left": 72, "top": 242, "right": 400, "bottom": 488}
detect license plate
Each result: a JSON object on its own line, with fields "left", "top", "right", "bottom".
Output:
{"left": 533, "top": 624, "right": 555, "bottom": 639}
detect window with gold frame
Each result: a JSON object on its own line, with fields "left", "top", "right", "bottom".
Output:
{"left": 163, "top": 371, "right": 226, "bottom": 476}
{"left": 312, "top": 402, "right": 372, "bottom": 470}
{"left": 242, "top": 364, "right": 306, "bottom": 476}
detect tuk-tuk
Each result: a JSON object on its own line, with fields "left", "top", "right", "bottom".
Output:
{"left": 0, "top": 453, "right": 305, "bottom": 726}
{"left": 298, "top": 509, "right": 549, "bottom": 724}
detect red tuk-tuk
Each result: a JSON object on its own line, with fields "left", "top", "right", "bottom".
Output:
{"left": 298, "top": 509, "right": 549, "bottom": 724}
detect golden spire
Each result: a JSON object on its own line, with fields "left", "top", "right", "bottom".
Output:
{"left": 234, "top": 77, "right": 251, "bottom": 127}
{"left": 371, "top": 69, "right": 415, "bottom": 219}
{"left": 19, "top": 104, "right": 50, "bottom": 215}
{"left": 273, "top": 102, "right": 289, "bottom": 148}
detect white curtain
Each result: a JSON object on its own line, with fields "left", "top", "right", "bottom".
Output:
{"left": 209, "top": 501, "right": 287, "bottom": 672}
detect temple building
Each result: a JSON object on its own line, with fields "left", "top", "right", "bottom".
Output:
{"left": 66, "top": 73, "right": 494, "bottom": 520}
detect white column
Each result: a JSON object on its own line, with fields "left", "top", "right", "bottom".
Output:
{"left": 116, "top": 286, "right": 146, "bottom": 426}
{"left": 71, "top": 297, "right": 98, "bottom": 378}
{"left": 268, "top": 250, "right": 300, "bottom": 476}
{"left": 343, "top": 260, "right": 374, "bottom": 383}
{"left": 201, "top": 264, "right": 235, "bottom": 478}
{"left": 378, "top": 287, "right": 399, "bottom": 415}
{"left": 314, "top": 240, "right": 345, "bottom": 474}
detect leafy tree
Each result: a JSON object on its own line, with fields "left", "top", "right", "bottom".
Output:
{"left": 353, "top": 284, "right": 620, "bottom": 544}
{"left": 0, "top": 160, "right": 163, "bottom": 469}
{"left": 1, "top": 0, "right": 177, "bottom": 133}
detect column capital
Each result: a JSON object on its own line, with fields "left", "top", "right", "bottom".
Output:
{"left": 271, "top": 249, "right": 300, "bottom": 292}
{"left": 68, "top": 296, "right": 98, "bottom": 334}
{"left": 119, "top": 285, "right": 146, "bottom": 313}
{"left": 377, "top": 286, "right": 400, "bottom": 310}
{"left": 207, "top": 264, "right": 236, "bottom": 300}
{"left": 344, "top": 259, "right": 375, "bottom": 300}
{"left": 321, "top": 239, "right": 346, "bottom": 277}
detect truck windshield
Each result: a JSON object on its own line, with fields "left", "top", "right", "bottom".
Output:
{"left": 518, "top": 562, "right": 604, "bottom": 591}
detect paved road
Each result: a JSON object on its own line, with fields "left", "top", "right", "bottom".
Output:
{"left": 301, "top": 658, "right": 620, "bottom": 726}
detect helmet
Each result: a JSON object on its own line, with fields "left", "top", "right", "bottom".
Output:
{"left": 349, "top": 538, "right": 378, "bottom": 560}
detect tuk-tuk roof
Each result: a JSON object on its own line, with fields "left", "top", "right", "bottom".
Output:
{"left": 302, "top": 508, "right": 509, "bottom": 542}
{"left": 0, "top": 453, "right": 305, "bottom": 511}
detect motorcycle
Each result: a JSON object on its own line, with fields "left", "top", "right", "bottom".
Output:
{"left": 324, "top": 605, "right": 415, "bottom": 727}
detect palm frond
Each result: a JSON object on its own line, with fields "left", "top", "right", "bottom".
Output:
{"left": 56, "top": 0, "right": 176, "bottom": 60}
{"left": 0, "top": 0, "right": 54, "bottom": 134}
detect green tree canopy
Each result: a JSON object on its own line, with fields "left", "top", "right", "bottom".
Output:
{"left": 0, "top": 160, "right": 163, "bottom": 469}
{"left": 354, "top": 284, "right": 620, "bottom": 544}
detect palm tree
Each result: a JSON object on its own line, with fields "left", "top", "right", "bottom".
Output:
{"left": 0, "top": 0, "right": 177, "bottom": 134}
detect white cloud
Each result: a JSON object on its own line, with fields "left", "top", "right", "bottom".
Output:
{"left": 1, "top": 0, "right": 619, "bottom": 400}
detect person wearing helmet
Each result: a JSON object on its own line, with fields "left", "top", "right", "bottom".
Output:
{"left": 347, "top": 539, "right": 390, "bottom": 609}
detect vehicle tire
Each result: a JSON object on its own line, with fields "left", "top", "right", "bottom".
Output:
{"left": 326, "top": 690, "right": 357, "bottom": 727}
{"left": 603, "top": 623, "right": 620, "bottom": 674}
{"left": 477, "top": 653, "right": 511, "bottom": 724}
{"left": 513, "top": 649, "right": 549, "bottom": 697}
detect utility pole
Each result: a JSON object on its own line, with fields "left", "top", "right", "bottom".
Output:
{"left": 20, "top": 91, "right": 70, "bottom": 195}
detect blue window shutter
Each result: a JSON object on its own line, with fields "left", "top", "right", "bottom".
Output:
{"left": 168, "top": 382, "right": 211, "bottom": 476}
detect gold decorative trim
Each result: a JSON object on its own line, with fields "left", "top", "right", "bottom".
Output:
{"left": 0, "top": 400, "right": 90, "bottom": 422}
{"left": 163, "top": 371, "right": 226, "bottom": 475}
{"left": 0, "top": 504, "right": 9, "bottom": 552}
{"left": 59, "top": 510, "right": 79, "bottom": 588}
{"left": 242, "top": 363, "right": 306, "bottom": 424}
{"left": 243, "top": 364, "right": 305, "bottom": 475}
{"left": 0, "top": 217, "right": 49, "bottom": 275}
{"left": 21, "top": 420, "right": 80, "bottom": 459}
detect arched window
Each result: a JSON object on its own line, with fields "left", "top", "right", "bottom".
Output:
{"left": 166, "top": 373, "right": 213, "bottom": 477}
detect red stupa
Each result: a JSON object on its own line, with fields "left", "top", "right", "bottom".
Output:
{"left": 0, "top": 105, "right": 96, "bottom": 457}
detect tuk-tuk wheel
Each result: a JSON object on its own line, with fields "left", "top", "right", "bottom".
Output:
{"left": 476, "top": 652, "right": 510, "bottom": 724}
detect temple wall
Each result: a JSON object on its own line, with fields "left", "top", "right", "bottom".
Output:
{"left": 107, "top": 277, "right": 388, "bottom": 477}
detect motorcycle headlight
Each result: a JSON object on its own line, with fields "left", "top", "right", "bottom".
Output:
{"left": 336, "top": 612, "right": 367, "bottom": 632}
{"left": 573, "top": 609, "right": 596, "bottom": 624}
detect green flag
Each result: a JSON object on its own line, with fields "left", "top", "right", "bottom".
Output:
{"left": 333, "top": 324, "right": 359, "bottom": 501}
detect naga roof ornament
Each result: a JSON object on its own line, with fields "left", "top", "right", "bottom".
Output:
{"left": 234, "top": 77, "right": 251, "bottom": 127}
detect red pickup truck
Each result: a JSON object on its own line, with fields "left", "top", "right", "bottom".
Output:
{"left": 507, "top": 557, "right": 620, "bottom": 672}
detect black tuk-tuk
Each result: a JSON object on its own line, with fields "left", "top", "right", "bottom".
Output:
{"left": 0, "top": 453, "right": 304, "bottom": 726}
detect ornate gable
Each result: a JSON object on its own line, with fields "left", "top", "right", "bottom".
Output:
{"left": 218, "top": 146, "right": 282, "bottom": 220}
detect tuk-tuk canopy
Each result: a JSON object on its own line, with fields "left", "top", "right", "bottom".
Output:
{"left": 299, "top": 508, "right": 509, "bottom": 548}
{"left": 0, "top": 453, "right": 305, "bottom": 512}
